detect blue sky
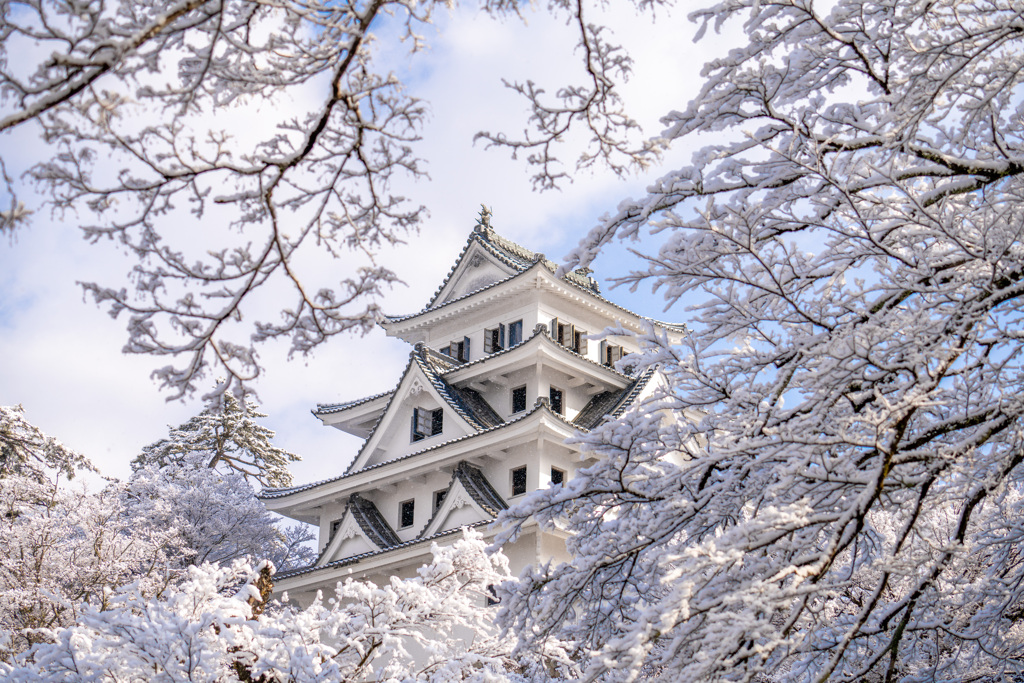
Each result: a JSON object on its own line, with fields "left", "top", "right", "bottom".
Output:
{"left": 0, "top": 2, "right": 721, "bottom": 486}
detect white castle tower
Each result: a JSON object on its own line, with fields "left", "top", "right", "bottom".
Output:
{"left": 261, "top": 210, "right": 685, "bottom": 603}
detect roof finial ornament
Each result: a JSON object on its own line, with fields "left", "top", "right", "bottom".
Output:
{"left": 476, "top": 204, "right": 492, "bottom": 232}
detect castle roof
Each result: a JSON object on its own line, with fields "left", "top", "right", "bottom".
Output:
{"left": 382, "top": 220, "right": 687, "bottom": 335}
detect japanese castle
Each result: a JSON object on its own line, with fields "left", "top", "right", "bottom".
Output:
{"left": 261, "top": 211, "right": 685, "bottom": 602}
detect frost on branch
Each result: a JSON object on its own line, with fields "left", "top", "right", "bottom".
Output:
{"left": 124, "top": 456, "right": 315, "bottom": 571}
{"left": 0, "top": 405, "right": 94, "bottom": 482}
{"left": 2, "top": 0, "right": 437, "bottom": 399}
{"left": 2, "top": 529, "right": 565, "bottom": 682}
{"left": 504, "top": 0, "right": 1024, "bottom": 680}
{"left": 133, "top": 391, "right": 300, "bottom": 488}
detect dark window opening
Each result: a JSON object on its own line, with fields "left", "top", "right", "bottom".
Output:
{"left": 330, "top": 518, "right": 342, "bottom": 540}
{"left": 551, "top": 467, "right": 565, "bottom": 486}
{"left": 511, "top": 385, "right": 527, "bottom": 414}
{"left": 441, "top": 337, "right": 471, "bottom": 362}
{"left": 484, "top": 324, "right": 505, "bottom": 353}
{"left": 399, "top": 499, "right": 415, "bottom": 528}
{"left": 508, "top": 320, "right": 523, "bottom": 346}
{"left": 551, "top": 318, "right": 587, "bottom": 354}
{"left": 549, "top": 387, "right": 564, "bottom": 415}
{"left": 601, "top": 341, "right": 623, "bottom": 368}
{"left": 433, "top": 489, "right": 447, "bottom": 511}
{"left": 511, "top": 466, "right": 528, "bottom": 496}
{"left": 573, "top": 329, "right": 588, "bottom": 355}
{"left": 412, "top": 407, "right": 443, "bottom": 442}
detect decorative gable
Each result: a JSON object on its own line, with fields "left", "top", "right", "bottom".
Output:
{"left": 317, "top": 494, "right": 400, "bottom": 567}
{"left": 345, "top": 345, "right": 503, "bottom": 473}
{"left": 418, "top": 462, "right": 508, "bottom": 538}
{"left": 432, "top": 240, "right": 518, "bottom": 309}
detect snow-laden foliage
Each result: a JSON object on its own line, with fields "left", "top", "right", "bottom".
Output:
{"left": 0, "top": 474, "right": 180, "bottom": 656}
{"left": 0, "top": 405, "right": 94, "bottom": 482}
{"left": 0, "top": 0, "right": 651, "bottom": 399}
{"left": 496, "top": 0, "right": 1024, "bottom": 681}
{"left": 125, "top": 455, "right": 315, "bottom": 570}
{"left": 2, "top": 530, "right": 563, "bottom": 682}
{"left": 0, "top": 429, "right": 311, "bottom": 659}
{"left": 134, "top": 392, "right": 300, "bottom": 488}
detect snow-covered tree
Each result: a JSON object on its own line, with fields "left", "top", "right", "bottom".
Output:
{"left": 124, "top": 455, "right": 315, "bottom": 570}
{"left": 495, "top": 0, "right": 1024, "bottom": 681}
{"left": 0, "top": 405, "right": 93, "bottom": 482}
{"left": 0, "top": 0, "right": 651, "bottom": 399}
{"left": 0, "top": 474, "right": 181, "bottom": 656}
{"left": 134, "top": 392, "right": 299, "bottom": 488}
{"left": 2, "top": 530, "right": 565, "bottom": 682}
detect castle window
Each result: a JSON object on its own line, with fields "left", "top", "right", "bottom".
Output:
{"left": 412, "top": 407, "right": 443, "bottom": 442}
{"left": 511, "top": 385, "right": 527, "bottom": 414}
{"left": 441, "top": 337, "right": 471, "bottom": 362}
{"left": 551, "top": 318, "right": 587, "bottom": 354}
{"left": 507, "top": 320, "right": 523, "bottom": 346}
{"left": 601, "top": 341, "right": 623, "bottom": 368}
{"left": 550, "top": 467, "right": 565, "bottom": 486}
{"left": 549, "top": 386, "right": 564, "bottom": 415}
{"left": 484, "top": 324, "right": 505, "bottom": 353}
{"left": 573, "top": 328, "right": 588, "bottom": 355}
{"left": 399, "top": 499, "right": 415, "bottom": 528}
{"left": 433, "top": 489, "right": 447, "bottom": 511}
{"left": 511, "top": 466, "right": 527, "bottom": 496}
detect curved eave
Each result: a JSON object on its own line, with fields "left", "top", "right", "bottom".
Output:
{"left": 442, "top": 327, "right": 632, "bottom": 389}
{"left": 260, "top": 403, "right": 578, "bottom": 515}
{"left": 314, "top": 391, "right": 394, "bottom": 437}
{"left": 272, "top": 521, "right": 498, "bottom": 595}
{"left": 382, "top": 262, "right": 686, "bottom": 340}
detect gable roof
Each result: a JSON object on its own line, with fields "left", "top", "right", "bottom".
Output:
{"left": 314, "top": 494, "right": 400, "bottom": 567}
{"left": 573, "top": 367, "right": 657, "bottom": 430}
{"left": 384, "top": 256, "right": 688, "bottom": 336}
{"left": 348, "top": 494, "right": 401, "bottom": 548}
{"left": 424, "top": 216, "right": 601, "bottom": 312}
{"left": 336, "top": 343, "right": 502, "bottom": 474}
{"left": 417, "top": 462, "right": 508, "bottom": 538}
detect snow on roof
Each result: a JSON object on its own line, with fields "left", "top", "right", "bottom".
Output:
{"left": 276, "top": 521, "right": 493, "bottom": 581}
{"left": 415, "top": 462, "right": 508, "bottom": 538}
{"left": 313, "top": 390, "right": 393, "bottom": 416}
{"left": 422, "top": 215, "right": 601, "bottom": 311}
{"left": 573, "top": 367, "right": 656, "bottom": 430}
{"left": 260, "top": 403, "right": 552, "bottom": 501}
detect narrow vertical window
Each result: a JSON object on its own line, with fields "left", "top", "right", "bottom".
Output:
{"left": 508, "top": 320, "right": 523, "bottom": 346}
{"left": 601, "top": 341, "right": 623, "bottom": 368}
{"left": 511, "top": 385, "right": 527, "bottom": 413}
{"left": 399, "top": 499, "right": 415, "bottom": 528}
{"left": 484, "top": 324, "right": 506, "bottom": 353}
{"left": 550, "top": 467, "right": 565, "bottom": 486}
{"left": 412, "top": 408, "right": 443, "bottom": 442}
{"left": 573, "top": 329, "right": 588, "bottom": 355}
{"left": 433, "top": 489, "right": 447, "bottom": 511}
{"left": 511, "top": 466, "right": 527, "bottom": 496}
{"left": 549, "top": 387, "right": 564, "bottom": 415}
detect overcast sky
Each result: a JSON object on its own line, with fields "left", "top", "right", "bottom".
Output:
{"left": 0, "top": 3, "right": 724, "bottom": 487}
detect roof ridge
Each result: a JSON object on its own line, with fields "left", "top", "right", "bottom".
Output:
{"left": 259, "top": 404, "right": 562, "bottom": 500}
{"left": 276, "top": 521, "right": 493, "bottom": 581}
{"left": 384, "top": 258, "right": 686, "bottom": 333}
{"left": 313, "top": 389, "right": 393, "bottom": 416}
